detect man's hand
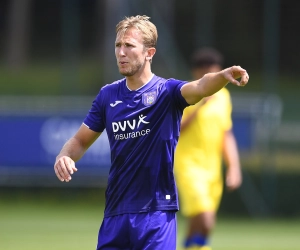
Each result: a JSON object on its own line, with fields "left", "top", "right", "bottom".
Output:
{"left": 226, "top": 166, "right": 242, "bottom": 191}
{"left": 54, "top": 156, "right": 78, "bottom": 182}
{"left": 222, "top": 65, "right": 249, "bottom": 87}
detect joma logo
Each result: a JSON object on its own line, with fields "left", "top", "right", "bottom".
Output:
{"left": 112, "top": 114, "right": 149, "bottom": 132}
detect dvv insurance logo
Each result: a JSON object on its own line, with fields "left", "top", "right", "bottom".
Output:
{"left": 112, "top": 114, "right": 151, "bottom": 140}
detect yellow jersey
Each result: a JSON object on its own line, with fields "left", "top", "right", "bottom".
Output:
{"left": 174, "top": 88, "right": 232, "bottom": 181}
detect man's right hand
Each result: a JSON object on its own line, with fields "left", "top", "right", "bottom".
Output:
{"left": 54, "top": 156, "right": 78, "bottom": 182}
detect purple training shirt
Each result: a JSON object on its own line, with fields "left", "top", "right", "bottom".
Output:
{"left": 83, "top": 74, "right": 189, "bottom": 217}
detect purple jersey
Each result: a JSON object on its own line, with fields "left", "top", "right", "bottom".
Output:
{"left": 83, "top": 75, "right": 189, "bottom": 217}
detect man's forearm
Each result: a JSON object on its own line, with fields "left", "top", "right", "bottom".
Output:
{"left": 56, "top": 137, "right": 86, "bottom": 162}
{"left": 223, "top": 130, "right": 240, "bottom": 168}
{"left": 198, "top": 71, "right": 229, "bottom": 97}
{"left": 181, "top": 66, "right": 249, "bottom": 105}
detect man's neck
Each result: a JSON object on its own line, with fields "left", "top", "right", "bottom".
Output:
{"left": 126, "top": 71, "right": 154, "bottom": 91}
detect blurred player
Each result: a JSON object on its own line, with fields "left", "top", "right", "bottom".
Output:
{"left": 54, "top": 16, "right": 248, "bottom": 250}
{"left": 174, "top": 47, "right": 243, "bottom": 250}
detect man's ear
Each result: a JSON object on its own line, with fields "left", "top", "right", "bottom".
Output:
{"left": 146, "top": 47, "right": 156, "bottom": 61}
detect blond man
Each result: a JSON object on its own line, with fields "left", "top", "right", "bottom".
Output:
{"left": 54, "top": 16, "right": 249, "bottom": 249}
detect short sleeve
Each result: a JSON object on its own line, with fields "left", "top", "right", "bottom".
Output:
{"left": 165, "top": 78, "right": 190, "bottom": 111}
{"left": 83, "top": 89, "right": 106, "bottom": 132}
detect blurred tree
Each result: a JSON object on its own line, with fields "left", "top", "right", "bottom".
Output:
{"left": 194, "top": 0, "right": 216, "bottom": 48}
{"left": 152, "top": 0, "right": 175, "bottom": 33}
{"left": 101, "top": 0, "right": 130, "bottom": 83}
{"left": 6, "top": 0, "right": 32, "bottom": 70}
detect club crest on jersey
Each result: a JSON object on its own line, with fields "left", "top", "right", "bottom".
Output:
{"left": 142, "top": 91, "right": 157, "bottom": 106}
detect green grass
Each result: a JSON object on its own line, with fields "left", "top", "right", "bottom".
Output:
{"left": 0, "top": 203, "right": 102, "bottom": 250}
{"left": 0, "top": 191, "right": 102, "bottom": 250}
{"left": 1, "top": 188, "right": 300, "bottom": 250}
{"left": 177, "top": 214, "right": 300, "bottom": 250}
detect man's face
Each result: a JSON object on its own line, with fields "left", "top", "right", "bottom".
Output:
{"left": 115, "top": 28, "right": 148, "bottom": 76}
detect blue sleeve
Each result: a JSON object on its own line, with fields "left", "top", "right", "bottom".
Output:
{"left": 165, "top": 78, "right": 190, "bottom": 111}
{"left": 83, "top": 88, "right": 106, "bottom": 133}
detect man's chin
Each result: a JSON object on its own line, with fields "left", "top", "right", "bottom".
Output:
{"left": 119, "top": 70, "right": 134, "bottom": 77}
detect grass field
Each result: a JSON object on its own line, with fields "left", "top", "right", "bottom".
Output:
{"left": 1, "top": 188, "right": 300, "bottom": 250}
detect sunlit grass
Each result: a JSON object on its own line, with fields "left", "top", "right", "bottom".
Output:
{"left": 1, "top": 188, "right": 300, "bottom": 250}
{"left": 177, "top": 213, "right": 300, "bottom": 250}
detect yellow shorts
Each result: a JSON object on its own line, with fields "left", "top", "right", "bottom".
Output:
{"left": 175, "top": 167, "right": 223, "bottom": 217}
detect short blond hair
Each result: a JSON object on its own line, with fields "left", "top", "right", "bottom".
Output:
{"left": 116, "top": 15, "right": 158, "bottom": 48}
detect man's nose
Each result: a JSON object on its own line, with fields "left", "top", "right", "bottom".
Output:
{"left": 118, "top": 46, "right": 126, "bottom": 56}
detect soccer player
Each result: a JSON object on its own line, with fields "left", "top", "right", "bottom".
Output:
{"left": 174, "top": 47, "right": 243, "bottom": 250}
{"left": 54, "top": 16, "right": 248, "bottom": 250}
